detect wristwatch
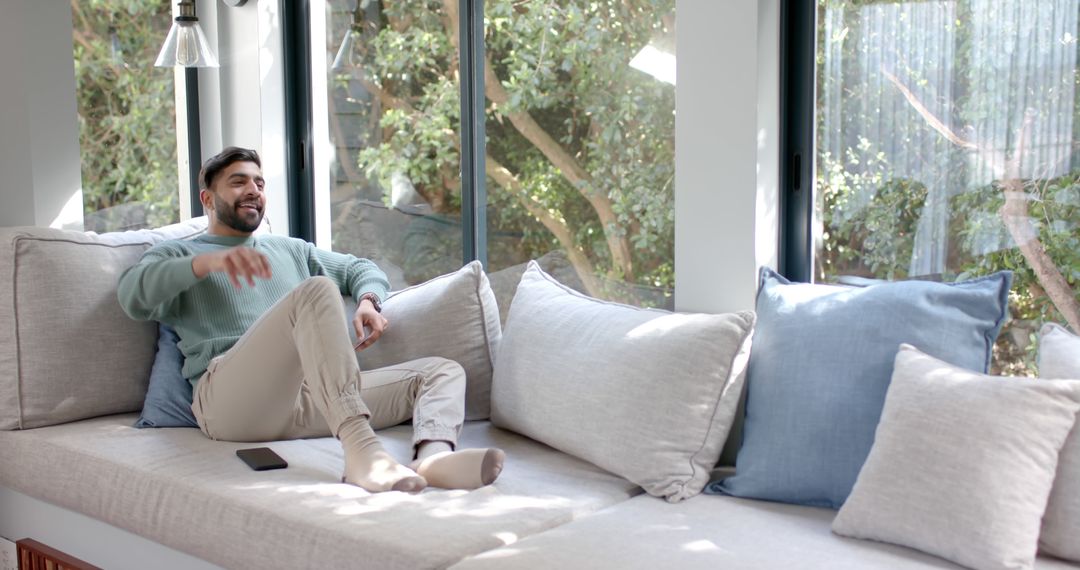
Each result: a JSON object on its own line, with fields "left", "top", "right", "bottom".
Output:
{"left": 358, "top": 292, "right": 382, "bottom": 313}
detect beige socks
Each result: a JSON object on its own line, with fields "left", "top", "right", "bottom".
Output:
{"left": 338, "top": 417, "right": 426, "bottom": 493}
{"left": 411, "top": 442, "right": 506, "bottom": 490}
{"left": 338, "top": 424, "right": 505, "bottom": 492}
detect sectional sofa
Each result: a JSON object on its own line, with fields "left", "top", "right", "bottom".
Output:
{"left": 1, "top": 219, "right": 1078, "bottom": 570}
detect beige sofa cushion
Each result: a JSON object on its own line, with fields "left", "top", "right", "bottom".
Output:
{"left": 1039, "top": 323, "right": 1080, "bottom": 562}
{"left": 832, "top": 345, "right": 1080, "bottom": 570}
{"left": 0, "top": 416, "right": 639, "bottom": 569}
{"left": 451, "top": 493, "right": 1080, "bottom": 570}
{"left": 0, "top": 220, "right": 206, "bottom": 430}
{"left": 349, "top": 260, "right": 502, "bottom": 420}
{"left": 491, "top": 262, "right": 755, "bottom": 502}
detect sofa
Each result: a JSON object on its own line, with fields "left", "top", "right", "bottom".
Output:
{"left": 1, "top": 219, "right": 1078, "bottom": 570}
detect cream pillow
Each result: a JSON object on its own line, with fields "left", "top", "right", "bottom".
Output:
{"left": 350, "top": 261, "right": 501, "bottom": 420}
{"left": 491, "top": 262, "right": 755, "bottom": 502}
{"left": 1038, "top": 323, "right": 1080, "bottom": 562}
{"left": 832, "top": 345, "right": 1080, "bottom": 570}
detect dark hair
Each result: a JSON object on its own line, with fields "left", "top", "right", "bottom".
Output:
{"left": 199, "top": 146, "right": 262, "bottom": 190}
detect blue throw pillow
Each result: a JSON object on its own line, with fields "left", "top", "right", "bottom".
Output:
{"left": 134, "top": 323, "right": 198, "bottom": 429}
{"left": 709, "top": 268, "right": 1011, "bottom": 508}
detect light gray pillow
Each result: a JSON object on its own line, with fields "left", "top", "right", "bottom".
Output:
{"left": 491, "top": 261, "right": 755, "bottom": 502}
{"left": 833, "top": 344, "right": 1080, "bottom": 570}
{"left": 1038, "top": 322, "right": 1080, "bottom": 562}
{"left": 350, "top": 261, "right": 501, "bottom": 420}
{"left": 0, "top": 219, "right": 207, "bottom": 430}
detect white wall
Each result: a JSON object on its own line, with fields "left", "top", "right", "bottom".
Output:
{"left": 756, "top": 0, "right": 781, "bottom": 277}
{"left": 0, "top": 1, "right": 83, "bottom": 229}
{"left": 674, "top": 0, "right": 779, "bottom": 313}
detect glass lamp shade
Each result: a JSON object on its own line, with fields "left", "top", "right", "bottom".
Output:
{"left": 331, "top": 30, "right": 356, "bottom": 71}
{"left": 155, "top": 20, "right": 219, "bottom": 68}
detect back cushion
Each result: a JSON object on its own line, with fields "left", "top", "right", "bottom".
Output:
{"left": 349, "top": 261, "right": 502, "bottom": 420}
{"left": 0, "top": 220, "right": 206, "bottom": 430}
{"left": 715, "top": 268, "right": 1012, "bottom": 508}
{"left": 1038, "top": 323, "right": 1080, "bottom": 562}
{"left": 491, "top": 262, "right": 755, "bottom": 502}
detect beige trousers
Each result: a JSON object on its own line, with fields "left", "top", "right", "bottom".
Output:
{"left": 191, "top": 276, "right": 465, "bottom": 450}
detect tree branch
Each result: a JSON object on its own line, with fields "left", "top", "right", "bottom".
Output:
{"left": 486, "top": 153, "right": 603, "bottom": 296}
{"left": 998, "top": 113, "right": 1080, "bottom": 331}
{"left": 883, "top": 70, "right": 979, "bottom": 151}
{"left": 482, "top": 55, "right": 634, "bottom": 280}
{"left": 440, "top": 0, "right": 634, "bottom": 281}
{"left": 884, "top": 69, "right": 1080, "bottom": 331}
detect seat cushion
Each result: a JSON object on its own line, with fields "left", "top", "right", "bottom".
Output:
{"left": 0, "top": 219, "right": 207, "bottom": 430}
{"left": 450, "top": 493, "right": 1080, "bottom": 570}
{"left": 0, "top": 415, "right": 639, "bottom": 570}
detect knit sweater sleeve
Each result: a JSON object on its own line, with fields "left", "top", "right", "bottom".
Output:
{"left": 304, "top": 242, "right": 391, "bottom": 303}
{"left": 117, "top": 242, "right": 201, "bottom": 321}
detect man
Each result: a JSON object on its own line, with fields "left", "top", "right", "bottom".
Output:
{"left": 118, "top": 147, "right": 503, "bottom": 493}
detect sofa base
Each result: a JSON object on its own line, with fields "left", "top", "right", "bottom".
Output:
{"left": 0, "top": 485, "right": 222, "bottom": 570}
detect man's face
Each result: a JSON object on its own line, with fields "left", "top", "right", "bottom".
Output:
{"left": 208, "top": 161, "right": 266, "bottom": 234}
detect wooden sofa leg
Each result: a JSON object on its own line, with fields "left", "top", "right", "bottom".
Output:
{"left": 15, "top": 538, "right": 101, "bottom": 570}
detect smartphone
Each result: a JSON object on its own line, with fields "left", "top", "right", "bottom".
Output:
{"left": 236, "top": 447, "right": 288, "bottom": 471}
{"left": 353, "top": 325, "right": 372, "bottom": 351}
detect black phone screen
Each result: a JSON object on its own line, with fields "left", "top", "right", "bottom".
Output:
{"left": 236, "top": 447, "right": 288, "bottom": 471}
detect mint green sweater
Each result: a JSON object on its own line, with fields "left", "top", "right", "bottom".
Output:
{"left": 117, "top": 233, "right": 390, "bottom": 383}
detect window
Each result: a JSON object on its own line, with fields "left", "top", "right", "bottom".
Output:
{"left": 809, "top": 0, "right": 1080, "bottom": 373}
{"left": 321, "top": 0, "right": 463, "bottom": 289}
{"left": 72, "top": 0, "right": 180, "bottom": 232}
{"left": 483, "top": 1, "right": 676, "bottom": 308}
{"left": 317, "top": 0, "right": 675, "bottom": 307}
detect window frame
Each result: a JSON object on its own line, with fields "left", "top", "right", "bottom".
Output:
{"left": 284, "top": 0, "right": 487, "bottom": 266}
{"left": 183, "top": 67, "right": 205, "bottom": 218}
{"left": 282, "top": 0, "right": 316, "bottom": 241}
{"left": 778, "top": 0, "right": 815, "bottom": 283}
{"left": 458, "top": 0, "right": 487, "bottom": 267}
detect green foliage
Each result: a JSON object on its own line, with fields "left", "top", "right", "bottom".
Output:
{"left": 72, "top": 0, "right": 178, "bottom": 231}
{"left": 949, "top": 172, "right": 1080, "bottom": 373}
{"left": 349, "top": 0, "right": 675, "bottom": 297}
{"left": 818, "top": 142, "right": 928, "bottom": 281}
{"left": 814, "top": 0, "right": 1080, "bottom": 375}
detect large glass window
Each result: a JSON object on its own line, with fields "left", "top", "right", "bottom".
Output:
{"left": 320, "top": 0, "right": 675, "bottom": 308}
{"left": 814, "top": 0, "right": 1080, "bottom": 373}
{"left": 483, "top": 1, "right": 676, "bottom": 308}
{"left": 72, "top": 0, "right": 179, "bottom": 232}
{"left": 323, "top": 0, "right": 463, "bottom": 290}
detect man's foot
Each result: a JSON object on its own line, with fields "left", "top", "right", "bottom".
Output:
{"left": 339, "top": 417, "right": 426, "bottom": 493}
{"left": 410, "top": 448, "right": 505, "bottom": 490}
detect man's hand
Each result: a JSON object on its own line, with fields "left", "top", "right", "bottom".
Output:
{"left": 353, "top": 299, "right": 388, "bottom": 352}
{"left": 192, "top": 247, "right": 272, "bottom": 289}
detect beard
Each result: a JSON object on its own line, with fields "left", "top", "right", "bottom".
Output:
{"left": 212, "top": 192, "right": 263, "bottom": 233}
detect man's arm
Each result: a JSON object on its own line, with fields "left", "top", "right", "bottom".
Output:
{"left": 119, "top": 244, "right": 273, "bottom": 322}
{"left": 306, "top": 244, "right": 390, "bottom": 305}
{"left": 192, "top": 247, "right": 272, "bottom": 287}
{"left": 306, "top": 244, "right": 391, "bottom": 350}
{"left": 117, "top": 245, "right": 202, "bottom": 321}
